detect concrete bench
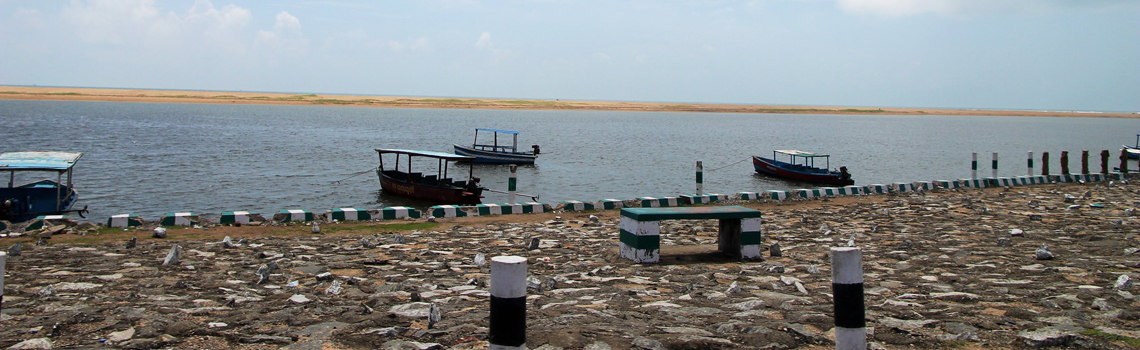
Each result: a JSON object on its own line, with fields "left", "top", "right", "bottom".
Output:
{"left": 619, "top": 206, "right": 762, "bottom": 263}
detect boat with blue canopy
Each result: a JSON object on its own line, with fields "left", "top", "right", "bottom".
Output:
{"left": 753, "top": 150, "right": 854, "bottom": 186}
{"left": 453, "top": 128, "right": 540, "bottom": 164}
{"left": 0, "top": 151, "right": 87, "bottom": 222}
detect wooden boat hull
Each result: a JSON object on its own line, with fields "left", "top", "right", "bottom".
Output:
{"left": 453, "top": 144, "right": 537, "bottom": 164}
{"left": 753, "top": 156, "right": 854, "bottom": 186}
{"left": 378, "top": 170, "right": 482, "bottom": 204}
{"left": 0, "top": 179, "right": 78, "bottom": 222}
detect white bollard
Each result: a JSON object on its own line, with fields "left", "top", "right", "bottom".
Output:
{"left": 696, "top": 161, "right": 704, "bottom": 194}
{"left": 490, "top": 256, "right": 527, "bottom": 350}
{"left": 508, "top": 165, "right": 518, "bottom": 205}
{"left": 832, "top": 247, "right": 866, "bottom": 350}
{"left": 992, "top": 152, "right": 998, "bottom": 178}
{"left": 1028, "top": 151, "right": 1034, "bottom": 177}
{"left": 972, "top": 152, "right": 978, "bottom": 179}
{"left": 0, "top": 252, "right": 6, "bottom": 312}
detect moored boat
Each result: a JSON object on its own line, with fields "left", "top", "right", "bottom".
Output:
{"left": 753, "top": 150, "right": 854, "bottom": 186}
{"left": 453, "top": 128, "right": 539, "bottom": 164}
{"left": 1124, "top": 134, "right": 1140, "bottom": 159}
{"left": 375, "top": 149, "right": 483, "bottom": 204}
{"left": 0, "top": 151, "right": 86, "bottom": 222}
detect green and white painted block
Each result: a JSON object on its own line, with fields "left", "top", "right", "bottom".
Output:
{"left": 619, "top": 216, "right": 660, "bottom": 263}
{"left": 1029, "top": 175, "right": 1050, "bottom": 184}
{"left": 520, "top": 202, "right": 548, "bottom": 213}
{"left": 795, "top": 188, "right": 825, "bottom": 199}
{"left": 638, "top": 197, "right": 679, "bottom": 208}
{"left": 1087, "top": 173, "right": 1106, "bottom": 182}
{"left": 107, "top": 214, "right": 143, "bottom": 228}
{"left": 864, "top": 184, "right": 889, "bottom": 194}
{"left": 740, "top": 217, "right": 763, "bottom": 259}
{"left": 912, "top": 181, "right": 934, "bottom": 191}
{"left": 935, "top": 180, "right": 961, "bottom": 189}
{"left": 767, "top": 190, "right": 789, "bottom": 200}
{"left": 1012, "top": 176, "right": 1030, "bottom": 186}
{"left": 476, "top": 203, "right": 526, "bottom": 215}
{"left": 841, "top": 185, "right": 863, "bottom": 196}
{"left": 959, "top": 179, "right": 988, "bottom": 188}
{"left": 1106, "top": 172, "right": 1126, "bottom": 181}
{"left": 220, "top": 211, "right": 256, "bottom": 225}
{"left": 160, "top": 212, "right": 197, "bottom": 226}
{"left": 327, "top": 208, "right": 372, "bottom": 221}
{"left": 737, "top": 192, "right": 763, "bottom": 200}
{"left": 381, "top": 207, "right": 419, "bottom": 220}
{"left": 892, "top": 182, "right": 915, "bottom": 193}
{"left": 820, "top": 187, "right": 841, "bottom": 196}
{"left": 26, "top": 215, "right": 70, "bottom": 230}
{"left": 989, "top": 177, "right": 1015, "bottom": 187}
{"left": 681, "top": 193, "right": 725, "bottom": 205}
{"left": 559, "top": 200, "right": 596, "bottom": 211}
{"left": 600, "top": 199, "right": 623, "bottom": 210}
{"left": 275, "top": 209, "right": 314, "bottom": 222}
{"left": 430, "top": 205, "right": 472, "bottom": 218}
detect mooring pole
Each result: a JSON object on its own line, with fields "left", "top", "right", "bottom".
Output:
{"left": 991, "top": 152, "right": 998, "bottom": 178}
{"left": 1101, "top": 150, "right": 1110, "bottom": 174}
{"left": 696, "top": 161, "right": 704, "bottom": 195}
{"left": 1061, "top": 151, "right": 1070, "bottom": 175}
{"left": 490, "top": 256, "right": 527, "bottom": 350}
{"left": 1027, "top": 151, "right": 1034, "bottom": 177}
{"left": 1042, "top": 152, "right": 1050, "bottom": 175}
{"left": 1081, "top": 151, "right": 1089, "bottom": 174}
{"left": 832, "top": 247, "right": 865, "bottom": 350}
{"left": 1120, "top": 149, "right": 1129, "bottom": 174}
{"left": 972, "top": 152, "right": 978, "bottom": 179}
{"left": 508, "top": 165, "right": 517, "bottom": 204}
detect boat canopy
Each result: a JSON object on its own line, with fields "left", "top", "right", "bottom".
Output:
{"left": 375, "top": 149, "right": 474, "bottom": 161}
{"left": 774, "top": 150, "right": 828, "bottom": 158}
{"left": 0, "top": 151, "right": 83, "bottom": 171}
{"left": 475, "top": 128, "right": 519, "bottom": 135}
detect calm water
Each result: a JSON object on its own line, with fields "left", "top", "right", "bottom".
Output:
{"left": 2, "top": 100, "right": 1137, "bottom": 221}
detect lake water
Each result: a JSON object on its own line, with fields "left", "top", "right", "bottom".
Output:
{"left": 2, "top": 100, "right": 1137, "bottom": 221}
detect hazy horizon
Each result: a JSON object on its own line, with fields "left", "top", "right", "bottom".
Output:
{"left": 2, "top": 1, "right": 1138, "bottom": 112}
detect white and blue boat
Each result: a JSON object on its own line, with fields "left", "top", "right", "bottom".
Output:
{"left": 453, "top": 128, "right": 539, "bottom": 164}
{"left": 0, "top": 151, "right": 86, "bottom": 222}
{"left": 1124, "top": 134, "right": 1140, "bottom": 159}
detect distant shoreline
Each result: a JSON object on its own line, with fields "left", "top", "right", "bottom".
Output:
{"left": 2, "top": 85, "right": 1136, "bottom": 118}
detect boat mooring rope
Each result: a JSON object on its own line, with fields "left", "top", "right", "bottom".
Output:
{"left": 332, "top": 167, "right": 378, "bottom": 184}
{"left": 706, "top": 157, "right": 750, "bottom": 172}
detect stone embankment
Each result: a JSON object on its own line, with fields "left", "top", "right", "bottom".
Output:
{"left": 1, "top": 182, "right": 1138, "bottom": 349}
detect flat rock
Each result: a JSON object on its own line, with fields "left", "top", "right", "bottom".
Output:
{"left": 1018, "top": 325, "right": 1084, "bottom": 347}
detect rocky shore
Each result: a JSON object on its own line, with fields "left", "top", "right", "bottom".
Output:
{"left": 1, "top": 182, "right": 1139, "bottom": 349}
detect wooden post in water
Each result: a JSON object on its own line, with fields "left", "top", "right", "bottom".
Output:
{"left": 1120, "top": 149, "right": 1129, "bottom": 174}
{"left": 971, "top": 153, "right": 978, "bottom": 179}
{"left": 1101, "top": 150, "right": 1110, "bottom": 174}
{"left": 696, "top": 161, "right": 704, "bottom": 195}
{"left": 1042, "top": 152, "right": 1050, "bottom": 175}
{"left": 1060, "top": 151, "right": 1070, "bottom": 175}
{"left": 1081, "top": 151, "right": 1089, "bottom": 174}
{"left": 1027, "top": 151, "right": 1034, "bottom": 176}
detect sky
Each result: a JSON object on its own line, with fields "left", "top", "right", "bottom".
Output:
{"left": 1, "top": 0, "right": 1138, "bottom": 111}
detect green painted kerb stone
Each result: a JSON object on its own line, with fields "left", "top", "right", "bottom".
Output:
{"left": 620, "top": 229, "right": 661, "bottom": 250}
{"left": 741, "top": 231, "right": 762, "bottom": 245}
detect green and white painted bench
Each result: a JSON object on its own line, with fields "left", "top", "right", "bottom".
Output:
{"left": 619, "top": 206, "right": 762, "bottom": 263}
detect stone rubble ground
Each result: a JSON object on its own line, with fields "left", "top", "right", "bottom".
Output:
{"left": 0, "top": 182, "right": 1138, "bottom": 349}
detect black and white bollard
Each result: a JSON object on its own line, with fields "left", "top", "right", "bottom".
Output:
{"left": 831, "top": 247, "right": 865, "bottom": 350}
{"left": 992, "top": 152, "right": 998, "bottom": 178}
{"left": 490, "top": 256, "right": 527, "bottom": 350}
{"left": 1027, "top": 151, "right": 1034, "bottom": 177}
{"left": 971, "top": 152, "right": 978, "bottom": 179}
{"left": 696, "top": 161, "right": 704, "bottom": 194}
{"left": 1, "top": 251, "right": 6, "bottom": 312}
{"left": 508, "top": 165, "right": 518, "bottom": 204}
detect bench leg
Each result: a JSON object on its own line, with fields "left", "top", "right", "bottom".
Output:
{"left": 741, "top": 218, "right": 762, "bottom": 259}
{"left": 619, "top": 217, "right": 660, "bottom": 263}
{"left": 718, "top": 218, "right": 741, "bottom": 257}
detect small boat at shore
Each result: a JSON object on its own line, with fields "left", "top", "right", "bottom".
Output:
{"left": 1124, "top": 134, "right": 1140, "bottom": 159}
{"left": 0, "top": 151, "right": 87, "bottom": 222}
{"left": 753, "top": 150, "right": 854, "bottom": 186}
{"left": 375, "top": 149, "right": 484, "bottom": 204}
{"left": 453, "top": 128, "right": 539, "bottom": 164}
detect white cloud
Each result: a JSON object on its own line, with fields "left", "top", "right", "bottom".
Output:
{"left": 834, "top": 0, "right": 1139, "bottom": 17}
{"left": 255, "top": 11, "right": 308, "bottom": 54}
{"left": 593, "top": 52, "right": 611, "bottom": 61}
{"left": 475, "top": 31, "right": 492, "bottom": 49}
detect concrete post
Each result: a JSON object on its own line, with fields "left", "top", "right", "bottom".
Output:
{"left": 1042, "top": 152, "right": 1050, "bottom": 175}
{"left": 508, "top": 165, "right": 517, "bottom": 204}
{"left": 490, "top": 256, "right": 527, "bottom": 350}
{"left": 991, "top": 152, "right": 998, "bottom": 178}
{"left": 1101, "top": 150, "right": 1110, "bottom": 174}
{"left": 696, "top": 161, "right": 704, "bottom": 195}
{"left": 1081, "top": 150, "right": 1089, "bottom": 174}
{"left": 832, "top": 247, "right": 865, "bottom": 350}
{"left": 1061, "top": 151, "right": 1070, "bottom": 175}
{"left": 0, "top": 252, "right": 6, "bottom": 312}
{"left": 1027, "top": 151, "right": 1034, "bottom": 177}
{"left": 971, "top": 152, "right": 978, "bottom": 179}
